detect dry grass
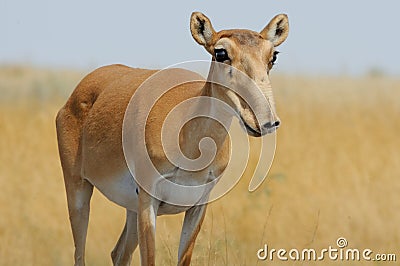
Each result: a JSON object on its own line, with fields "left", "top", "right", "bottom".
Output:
{"left": 0, "top": 66, "right": 399, "bottom": 265}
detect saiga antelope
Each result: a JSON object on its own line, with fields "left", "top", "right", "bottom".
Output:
{"left": 56, "top": 12, "right": 289, "bottom": 266}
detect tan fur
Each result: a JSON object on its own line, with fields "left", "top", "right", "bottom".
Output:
{"left": 56, "top": 12, "right": 289, "bottom": 266}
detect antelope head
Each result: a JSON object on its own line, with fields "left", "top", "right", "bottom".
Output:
{"left": 190, "top": 12, "right": 289, "bottom": 137}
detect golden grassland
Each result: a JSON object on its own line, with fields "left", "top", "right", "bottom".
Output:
{"left": 0, "top": 66, "right": 399, "bottom": 265}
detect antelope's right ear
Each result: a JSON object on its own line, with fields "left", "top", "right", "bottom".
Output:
{"left": 190, "top": 12, "right": 216, "bottom": 48}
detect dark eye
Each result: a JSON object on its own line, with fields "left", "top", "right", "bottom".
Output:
{"left": 271, "top": 51, "right": 280, "bottom": 66}
{"left": 214, "top": 48, "right": 230, "bottom": 62}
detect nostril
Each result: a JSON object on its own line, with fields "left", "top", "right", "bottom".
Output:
{"left": 263, "top": 121, "right": 280, "bottom": 129}
{"left": 263, "top": 122, "right": 273, "bottom": 129}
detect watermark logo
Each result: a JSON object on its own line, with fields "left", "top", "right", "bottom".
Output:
{"left": 336, "top": 237, "right": 348, "bottom": 249}
{"left": 257, "top": 237, "right": 397, "bottom": 262}
{"left": 122, "top": 61, "right": 277, "bottom": 206}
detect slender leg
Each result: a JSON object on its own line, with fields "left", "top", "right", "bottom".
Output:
{"left": 177, "top": 204, "right": 208, "bottom": 266}
{"left": 111, "top": 210, "right": 139, "bottom": 266}
{"left": 137, "top": 190, "right": 159, "bottom": 266}
{"left": 65, "top": 178, "right": 94, "bottom": 266}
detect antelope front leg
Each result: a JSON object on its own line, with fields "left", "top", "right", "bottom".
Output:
{"left": 138, "top": 189, "right": 159, "bottom": 266}
{"left": 177, "top": 204, "right": 208, "bottom": 266}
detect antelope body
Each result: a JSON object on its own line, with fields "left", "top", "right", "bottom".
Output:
{"left": 56, "top": 12, "right": 289, "bottom": 266}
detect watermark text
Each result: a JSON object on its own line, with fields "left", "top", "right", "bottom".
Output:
{"left": 257, "top": 237, "right": 396, "bottom": 262}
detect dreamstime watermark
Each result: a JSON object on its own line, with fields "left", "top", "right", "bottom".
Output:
{"left": 257, "top": 237, "right": 397, "bottom": 262}
{"left": 122, "top": 60, "right": 277, "bottom": 206}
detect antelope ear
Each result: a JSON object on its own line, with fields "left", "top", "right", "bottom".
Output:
{"left": 260, "top": 14, "right": 289, "bottom": 47}
{"left": 190, "top": 12, "right": 216, "bottom": 47}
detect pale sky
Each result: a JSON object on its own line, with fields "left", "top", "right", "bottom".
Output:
{"left": 1, "top": 0, "right": 400, "bottom": 76}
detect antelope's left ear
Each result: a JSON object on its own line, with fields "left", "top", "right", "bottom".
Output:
{"left": 260, "top": 14, "right": 289, "bottom": 47}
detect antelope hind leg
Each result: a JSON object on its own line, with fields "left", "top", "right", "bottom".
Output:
{"left": 111, "top": 209, "right": 139, "bottom": 266}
